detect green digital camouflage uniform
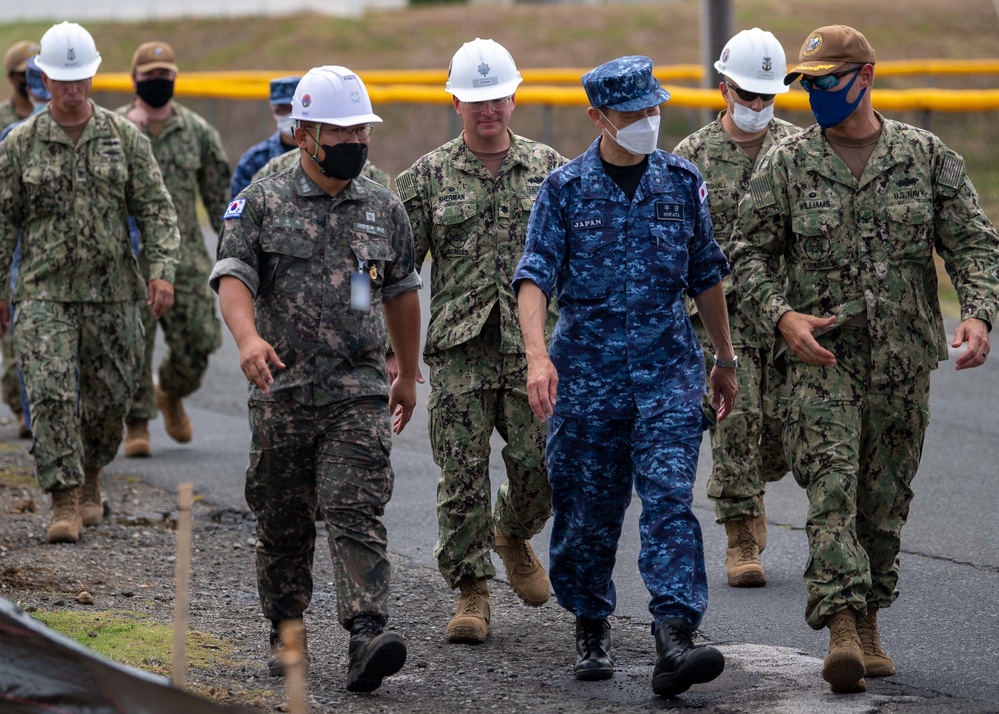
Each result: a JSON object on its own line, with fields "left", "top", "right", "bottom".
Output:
{"left": 731, "top": 113, "right": 999, "bottom": 629}
{"left": 115, "top": 101, "right": 230, "bottom": 421}
{"left": 210, "top": 163, "right": 422, "bottom": 629}
{"left": 0, "top": 98, "right": 27, "bottom": 417}
{"left": 396, "top": 129, "right": 564, "bottom": 588}
{"left": 0, "top": 103, "right": 180, "bottom": 491}
{"left": 253, "top": 148, "right": 392, "bottom": 190}
{"left": 673, "top": 113, "right": 799, "bottom": 523}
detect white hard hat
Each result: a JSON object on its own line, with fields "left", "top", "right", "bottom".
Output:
{"left": 714, "top": 28, "right": 789, "bottom": 95}
{"left": 445, "top": 38, "right": 522, "bottom": 102}
{"left": 35, "top": 21, "right": 102, "bottom": 81}
{"left": 290, "top": 65, "right": 382, "bottom": 126}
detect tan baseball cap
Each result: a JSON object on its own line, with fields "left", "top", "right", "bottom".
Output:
{"left": 131, "top": 41, "right": 178, "bottom": 74}
{"left": 784, "top": 25, "right": 876, "bottom": 85}
{"left": 5, "top": 41, "right": 39, "bottom": 74}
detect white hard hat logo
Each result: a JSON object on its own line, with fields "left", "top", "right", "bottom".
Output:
{"left": 301, "top": 93, "right": 312, "bottom": 108}
{"left": 67, "top": 48, "right": 75, "bottom": 61}
{"left": 351, "top": 91, "right": 361, "bottom": 104}
{"left": 478, "top": 62, "right": 490, "bottom": 77}
{"left": 762, "top": 57, "right": 773, "bottom": 72}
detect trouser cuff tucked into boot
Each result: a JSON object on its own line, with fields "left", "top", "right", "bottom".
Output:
{"left": 346, "top": 614, "right": 407, "bottom": 693}
{"left": 652, "top": 618, "right": 725, "bottom": 697}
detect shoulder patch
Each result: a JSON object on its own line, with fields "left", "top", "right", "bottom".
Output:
{"left": 698, "top": 181, "right": 708, "bottom": 204}
{"left": 223, "top": 198, "right": 247, "bottom": 220}
{"left": 396, "top": 169, "right": 417, "bottom": 203}
{"left": 749, "top": 175, "right": 777, "bottom": 209}
{"left": 937, "top": 151, "right": 965, "bottom": 192}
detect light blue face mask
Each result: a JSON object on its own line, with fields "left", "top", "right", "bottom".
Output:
{"left": 808, "top": 71, "right": 867, "bottom": 129}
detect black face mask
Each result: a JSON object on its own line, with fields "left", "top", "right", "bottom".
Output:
{"left": 135, "top": 78, "right": 174, "bottom": 108}
{"left": 312, "top": 141, "right": 367, "bottom": 180}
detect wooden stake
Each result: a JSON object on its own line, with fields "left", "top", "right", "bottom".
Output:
{"left": 280, "top": 619, "right": 308, "bottom": 714}
{"left": 172, "top": 483, "right": 194, "bottom": 689}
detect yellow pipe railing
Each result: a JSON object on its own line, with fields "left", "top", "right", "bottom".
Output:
{"left": 92, "top": 59, "right": 999, "bottom": 110}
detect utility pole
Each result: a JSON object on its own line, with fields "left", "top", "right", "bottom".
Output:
{"left": 701, "top": 0, "right": 732, "bottom": 124}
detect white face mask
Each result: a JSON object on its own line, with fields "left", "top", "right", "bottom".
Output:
{"left": 275, "top": 113, "right": 295, "bottom": 136}
{"left": 730, "top": 102, "right": 774, "bottom": 134}
{"left": 601, "top": 112, "right": 661, "bottom": 156}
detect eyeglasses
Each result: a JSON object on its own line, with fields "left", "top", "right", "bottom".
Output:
{"left": 463, "top": 97, "right": 512, "bottom": 113}
{"left": 724, "top": 79, "right": 774, "bottom": 103}
{"left": 799, "top": 67, "right": 862, "bottom": 93}
{"left": 322, "top": 124, "right": 374, "bottom": 142}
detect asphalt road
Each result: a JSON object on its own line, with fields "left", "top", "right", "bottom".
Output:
{"left": 91, "top": 254, "right": 999, "bottom": 711}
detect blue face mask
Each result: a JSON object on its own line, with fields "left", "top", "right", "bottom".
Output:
{"left": 808, "top": 71, "right": 866, "bottom": 129}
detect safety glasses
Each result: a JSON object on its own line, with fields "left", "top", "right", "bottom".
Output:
{"left": 724, "top": 79, "right": 775, "bottom": 103}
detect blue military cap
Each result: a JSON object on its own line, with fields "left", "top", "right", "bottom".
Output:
{"left": 581, "top": 56, "right": 670, "bottom": 112}
{"left": 269, "top": 76, "right": 301, "bottom": 105}
{"left": 25, "top": 56, "right": 50, "bottom": 101}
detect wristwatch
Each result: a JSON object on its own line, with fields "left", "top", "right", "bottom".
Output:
{"left": 713, "top": 354, "right": 739, "bottom": 369}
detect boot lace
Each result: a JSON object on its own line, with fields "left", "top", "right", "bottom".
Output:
{"left": 829, "top": 615, "right": 857, "bottom": 650}
{"left": 514, "top": 540, "right": 539, "bottom": 569}
{"left": 734, "top": 520, "right": 758, "bottom": 559}
{"left": 351, "top": 615, "right": 383, "bottom": 639}
{"left": 856, "top": 613, "right": 881, "bottom": 654}
{"left": 578, "top": 619, "right": 608, "bottom": 655}
{"left": 458, "top": 582, "right": 485, "bottom": 616}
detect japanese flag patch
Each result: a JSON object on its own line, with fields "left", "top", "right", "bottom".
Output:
{"left": 698, "top": 181, "right": 708, "bottom": 204}
{"left": 223, "top": 198, "right": 247, "bottom": 220}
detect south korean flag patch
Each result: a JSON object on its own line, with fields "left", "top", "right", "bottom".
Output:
{"left": 223, "top": 198, "right": 247, "bottom": 220}
{"left": 698, "top": 181, "right": 708, "bottom": 204}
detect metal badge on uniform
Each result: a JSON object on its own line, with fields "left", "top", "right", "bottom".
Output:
{"left": 223, "top": 198, "right": 246, "bottom": 220}
{"left": 351, "top": 262, "right": 371, "bottom": 312}
{"left": 656, "top": 202, "right": 684, "bottom": 221}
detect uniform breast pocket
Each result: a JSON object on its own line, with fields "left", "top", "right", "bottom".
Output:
{"left": 260, "top": 223, "right": 316, "bottom": 295}
{"left": 433, "top": 200, "right": 477, "bottom": 257}
{"left": 568, "top": 227, "right": 617, "bottom": 299}
{"left": 886, "top": 201, "right": 934, "bottom": 263}
{"left": 790, "top": 210, "right": 850, "bottom": 269}
{"left": 649, "top": 221, "right": 692, "bottom": 288}
{"left": 349, "top": 235, "right": 396, "bottom": 291}
{"left": 22, "top": 165, "right": 62, "bottom": 218}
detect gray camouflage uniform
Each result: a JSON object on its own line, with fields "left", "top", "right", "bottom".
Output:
{"left": 210, "top": 161, "right": 421, "bottom": 629}
{"left": 115, "top": 101, "right": 230, "bottom": 421}
{"left": 673, "top": 112, "right": 799, "bottom": 523}
{"left": 0, "top": 102, "right": 179, "bottom": 491}
{"left": 731, "top": 113, "right": 999, "bottom": 629}
{"left": 396, "top": 129, "right": 564, "bottom": 588}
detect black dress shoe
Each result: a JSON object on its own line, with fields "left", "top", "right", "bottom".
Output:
{"left": 574, "top": 616, "right": 614, "bottom": 681}
{"left": 652, "top": 618, "right": 724, "bottom": 697}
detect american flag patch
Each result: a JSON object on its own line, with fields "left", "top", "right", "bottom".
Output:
{"left": 223, "top": 198, "right": 247, "bottom": 220}
{"left": 698, "top": 181, "right": 708, "bottom": 204}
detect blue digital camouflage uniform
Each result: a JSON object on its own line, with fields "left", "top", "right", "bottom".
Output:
{"left": 230, "top": 131, "right": 298, "bottom": 199}
{"left": 673, "top": 113, "right": 799, "bottom": 523}
{"left": 396, "top": 129, "right": 564, "bottom": 588}
{"left": 210, "top": 163, "right": 422, "bottom": 629}
{"left": 513, "top": 136, "right": 729, "bottom": 630}
{"left": 731, "top": 114, "right": 999, "bottom": 629}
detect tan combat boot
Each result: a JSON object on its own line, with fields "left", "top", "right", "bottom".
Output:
{"left": 493, "top": 528, "right": 551, "bottom": 606}
{"left": 124, "top": 420, "right": 152, "bottom": 457}
{"left": 857, "top": 608, "right": 895, "bottom": 677}
{"left": 446, "top": 579, "right": 491, "bottom": 644}
{"left": 154, "top": 385, "right": 192, "bottom": 443}
{"left": 46, "top": 486, "right": 82, "bottom": 544}
{"left": 723, "top": 519, "right": 765, "bottom": 587}
{"left": 81, "top": 465, "right": 104, "bottom": 527}
{"left": 822, "top": 609, "right": 866, "bottom": 693}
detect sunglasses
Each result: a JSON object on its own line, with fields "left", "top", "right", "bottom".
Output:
{"left": 799, "top": 67, "right": 861, "bottom": 93}
{"left": 724, "top": 79, "right": 775, "bottom": 103}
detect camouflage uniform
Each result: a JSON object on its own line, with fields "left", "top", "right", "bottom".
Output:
{"left": 396, "top": 129, "right": 564, "bottom": 588}
{"left": 254, "top": 148, "right": 392, "bottom": 191}
{"left": 210, "top": 163, "right": 421, "bottom": 629}
{"left": 231, "top": 130, "right": 296, "bottom": 199}
{"left": 115, "top": 101, "right": 229, "bottom": 422}
{"left": 731, "top": 113, "right": 999, "bottom": 629}
{"left": 0, "top": 103, "right": 179, "bottom": 491}
{"left": 0, "top": 98, "right": 26, "bottom": 418}
{"left": 673, "top": 113, "right": 799, "bottom": 523}
{"left": 513, "top": 136, "right": 729, "bottom": 629}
